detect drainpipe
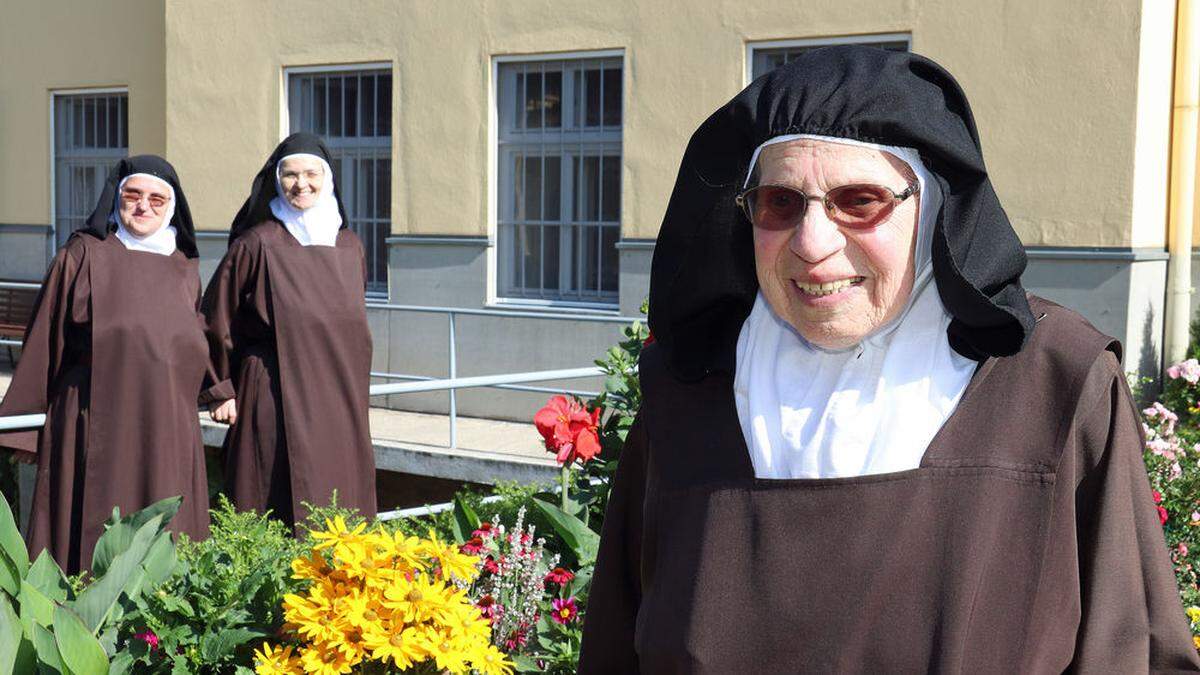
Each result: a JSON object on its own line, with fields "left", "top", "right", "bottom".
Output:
{"left": 1166, "top": 0, "right": 1200, "bottom": 367}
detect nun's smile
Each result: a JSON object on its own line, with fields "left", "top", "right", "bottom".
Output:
{"left": 118, "top": 174, "right": 173, "bottom": 238}
{"left": 278, "top": 155, "right": 325, "bottom": 210}
{"left": 751, "top": 139, "right": 918, "bottom": 349}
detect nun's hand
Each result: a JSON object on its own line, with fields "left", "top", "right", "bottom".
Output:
{"left": 210, "top": 399, "right": 238, "bottom": 426}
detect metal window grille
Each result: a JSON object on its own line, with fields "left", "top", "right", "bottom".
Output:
{"left": 497, "top": 57, "right": 622, "bottom": 306}
{"left": 288, "top": 69, "right": 392, "bottom": 295}
{"left": 53, "top": 93, "right": 128, "bottom": 249}
{"left": 751, "top": 40, "right": 909, "bottom": 80}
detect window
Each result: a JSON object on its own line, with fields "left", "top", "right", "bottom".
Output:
{"left": 496, "top": 55, "right": 623, "bottom": 306}
{"left": 748, "top": 36, "right": 909, "bottom": 81}
{"left": 287, "top": 67, "right": 392, "bottom": 295}
{"left": 53, "top": 91, "right": 128, "bottom": 249}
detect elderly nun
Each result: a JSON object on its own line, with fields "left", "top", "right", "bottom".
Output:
{"left": 579, "top": 46, "right": 1200, "bottom": 672}
{"left": 201, "top": 132, "right": 376, "bottom": 527}
{"left": 0, "top": 155, "right": 212, "bottom": 573}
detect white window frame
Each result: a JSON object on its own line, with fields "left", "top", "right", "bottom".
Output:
{"left": 281, "top": 62, "right": 394, "bottom": 299}
{"left": 488, "top": 49, "right": 626, "bottom": 312}
{"left": 48, "top": 86, "right": 129, "bottom": 257}
{"left": 744, "top": 33, "right": 912, "bottom": 85}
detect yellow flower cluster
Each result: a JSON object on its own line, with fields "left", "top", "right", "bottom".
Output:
{"left": 255, "top": 517, "right": 513, "bottom": 675}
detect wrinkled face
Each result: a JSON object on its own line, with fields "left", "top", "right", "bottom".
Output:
{"left": 750, "top": 139, "right": 918, "bottom": 349}
{"left": 279, "top": 155, "right": 325, "bottom": 210}
{"left": 117, "top": 175, "right": 172, "bottom": 237}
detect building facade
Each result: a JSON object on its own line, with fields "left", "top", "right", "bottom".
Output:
{"left": 0, "top": 0, "right": 1187, "bottom": 419}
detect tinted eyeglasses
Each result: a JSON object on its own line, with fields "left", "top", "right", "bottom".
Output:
{"left": 735, "top": 181, "right": 919, "bottom": 230}
{"left": 120, "top": 188, "right": 170, "bottom": 211}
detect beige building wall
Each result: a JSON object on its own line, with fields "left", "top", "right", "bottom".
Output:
{"left": 0, "top": 1, "right": 166, "bottom": 227}
{"left": 165, "top": 0, "right": 1167, "bottom": 250}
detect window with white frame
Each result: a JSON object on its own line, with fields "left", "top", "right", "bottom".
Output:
{"left": 287, "top": 67, "right": 392, "bottom": 295}
{"left": 496, "top": 56, "right": 623, "bottom": 306}
{"left": 749, "top": 36, "right": 909, "bottom": 81}
{"left": 53, "top": 92, "right": 128, "bottom": 249}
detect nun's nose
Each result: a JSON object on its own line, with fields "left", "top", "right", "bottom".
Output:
{"left": 788, "top": 208, "right": 846, "bottom": 263}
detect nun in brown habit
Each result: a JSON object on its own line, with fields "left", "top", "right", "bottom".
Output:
{"left": 201, "top": 133, "right": 376, "bottom": 527}
{"left": 0, "top": 155, "right": 211, "bottom": 574}
{"left": 579, "top": 47, "right": 1200, "bottom": 672}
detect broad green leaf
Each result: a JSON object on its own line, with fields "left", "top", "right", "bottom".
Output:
{"left": 53, "top": 605, "right": 108, "bottom": 675}
{"left": 91, "top": 497, "right": 180, "bottom": 577}
{"left": 30, "top": 623, "right": 66, "bottom": 674}
{"left": 452, "top": 495, "right": 480, "bottom": 544}
{"left": 199, "top": 627, "right": 268, "bottom": 662}
{"left": 107, "top": 651, "right": 134, "bottom": 675}
{"left": 0, "top": 593, "right": 23, "bottom": 674}
{"left": 26, "top": 551, "right": 71, "bottom": 602}
{"left": 0, "top": 548, "right": 21, "bottom": 598}
{"left": 20, "top": 580, "right": 56, "bottom": 631}
{"left": 511, "top": 653, "right": 542, "bottom": 672}
{"left": 71, "top": 515, "right": 163, "bottom": 631}
{"left": 138, "top": 534, "right": 177, "bottom": 590}
{"left": 531, "top": 497, "right": 601, "bottom": 566}
{"left": 0, "top": 497, "right": 29, "bottom": 575}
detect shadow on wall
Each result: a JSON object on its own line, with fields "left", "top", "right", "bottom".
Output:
{"left": 1138, "top": 304, "right": 1163, "bottom": 402}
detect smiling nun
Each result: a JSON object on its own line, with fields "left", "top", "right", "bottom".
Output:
{"left": 578, "top": 47, "right": 1200, "bottom": 671}
{"left": 0, "top": 155, "right": 212, "bottom": 573}
{"left": 201, "top": 133, "right": 375, "bottom": 527}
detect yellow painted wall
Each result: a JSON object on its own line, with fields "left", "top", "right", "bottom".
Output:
{"left": 0, "top": 1, "right": 165, "bottom": 226}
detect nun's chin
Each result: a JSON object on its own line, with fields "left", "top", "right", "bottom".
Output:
{"left": 286, "top": 194, "right": 318, "bottom": 210}
{"left": 122, "top": 215, "right": 166, "bottom": 238}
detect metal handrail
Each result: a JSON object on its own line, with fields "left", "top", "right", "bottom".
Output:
{"left": 0, "top": 282, "right": 41, "bottom": 291}
{"left": 0, "top": 366, "right": 615, "bottom": 433}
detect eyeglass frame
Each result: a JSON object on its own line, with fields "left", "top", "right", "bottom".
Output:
{"left": 119, "top": 188, "right": 171, "bottom": 212}
{"left": 734, "top": 180, "right": 920, "bottom": 229}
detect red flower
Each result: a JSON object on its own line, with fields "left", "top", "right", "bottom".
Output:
{"left": 133, "top": 630, "right": 159, "bottom": 650}
{"left": 1153, "top": 490, "right": 1163, "bottom": 504}
{"left": 504, "top": 628, "right": 529, "bottom": 650}
{"left": 551, "top": 597, "right": 579, "bottom": 624}
{"left": 1158, "top": 506, "right": 1170, "bottom": 525}
{"left": 473, "top": 522, "right": 495, "bottom": 539}
{"left": 544, "top": 567, "right": 575, "bottom": 586}
{"left": 534, "top": 395, "right": 602, "bottom": 465}
{"left": 482, "top": 555, "right": 500, "bottom": 575}
{"left": 477, "top": 594, "right": 499, "bottom": 621}
{"left": 643, "top": 331, "right": 655, "bottom": 346}
{"left": 460, "top": 536, "right": 484, "bottom": 555}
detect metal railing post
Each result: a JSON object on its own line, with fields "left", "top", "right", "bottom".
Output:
{"left": 448, "top": 311, "right": 457, "bottom": 449}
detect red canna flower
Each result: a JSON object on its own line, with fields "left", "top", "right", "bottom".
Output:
{"left": 534, "top": 395, "right": 602, "bottom": 465}
{"left": 134, "top": 630, "right": 160, "bottom": 650}
{"left": 551, "top": 597, "right": 579, "bottom": 624}
{"left": 544, "top": 566, "right": 575, "bottom": 586}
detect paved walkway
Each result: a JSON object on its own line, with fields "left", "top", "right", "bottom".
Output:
{"left": 0, "top": 362, "right": 559, "bottom": 485}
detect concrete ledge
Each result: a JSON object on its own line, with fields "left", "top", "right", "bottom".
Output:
{"left": 199, "top": 418, "right": 558, "bottom": 486}
{"left": 386, "top": 235, "right": 492, "bottom": 246}
{"left": 614, "top": 238, "right": 655, "bottom": 251}
{"left": 1025, "top": 246, "right": 1170, "bottom": 262}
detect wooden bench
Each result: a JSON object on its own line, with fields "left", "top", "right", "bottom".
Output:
{"left": 0, "top": 283, "right": 37, "bottom": 365}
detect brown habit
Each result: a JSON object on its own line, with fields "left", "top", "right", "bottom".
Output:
{"left": 0, "top": 235, "right": 211, "bottom": 574}
{"left": 201, "top": 221, "right": 375, "bottom": 525}
{"left": 579, "top": 297, "right": 1200, "bottom": 673}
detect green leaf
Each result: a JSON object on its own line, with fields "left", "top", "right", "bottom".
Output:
{"left": 53, "top": 605, "right": 109, "bottom": 675}
{"left": 531, "top": 497, "right": 601, "bottom": 566}
{"left": 71, "top": 515, "right": 163, "bottom": 632}
{"left": 91, "top": 497, "right": 180, "bottom": 577}
{"left": 138, "top": 534, "right": 177, "bottom": 590}
{"left": 0, "top": 496, "right": 29, "bottom": 575}
{"left": 0, "top": 548, "right": 21, "bottom": 598}
{"left": 30, "top": 623, "right": 66, "bottom": 674}
{"left": 511, "top": 653, "right": 542, "bottom": 672}
{"left": 0, "top": 593, "right": 23, "bottom": 674}
{"left": 20, "top": 580, "right": 56, "bottom": 631}
{"left": 199, "top": 627, "right": 268, "bottom": 662}
{"left": 452, "top": 495, "right": 480, "bottom": 544}
{"left": 107, "top": 651, "right": 134, "bottom": 675}
{"left": 26, "top": 551, "right": 71, "bottom": 602}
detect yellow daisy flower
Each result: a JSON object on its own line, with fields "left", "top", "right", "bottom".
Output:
{"left": 254, "top": 643, "right": 303, "bottom": 675}
{"left": 470, "top": 644, "right": 516, "bottom": 675}
{"left": 298, "top": 644, "right": 354, "bottom": 675}
{"left": 311, "top": 516, "right": 367, "bottom": 551}
{"left": 362, "top": 624, "right": 428, "bottom": 670}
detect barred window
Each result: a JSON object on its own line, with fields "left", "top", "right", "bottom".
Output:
{"left": 53, "top": 92, "right": 128, "bottom": 249}
{"left": 287, "top": 68, "right": 392, "bottom": 296}
{"left": 497, "top": 56, "right": 622, "bottom": 306}
{"left": 750, "top": 38, "right": 909, "bottom": 80}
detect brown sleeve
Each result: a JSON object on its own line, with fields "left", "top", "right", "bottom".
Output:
{"left": 197, "top": 239, "right": 252, "bottom": 404}
{"left": 1070, "top": 351, "right": 1200, "bottom": 672}
{"left": 579, "top": 413, "right": 648, "bottom": 674}
{"left": 0, "top": 245, "right": 83, "bottom": 457}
